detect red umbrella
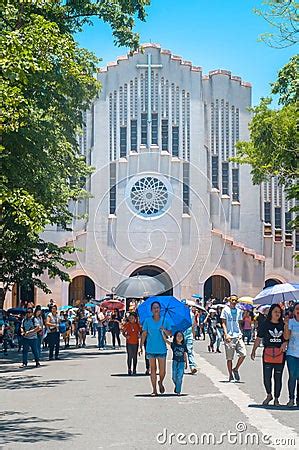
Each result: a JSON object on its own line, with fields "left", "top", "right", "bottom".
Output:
{"left": 100, "top": 299, "right": 125, "bottom": 311}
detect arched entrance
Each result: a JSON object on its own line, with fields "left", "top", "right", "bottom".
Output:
{"left": 204, "top": 275, "right": 231, "bottom": 303}
{"left": 264, "top": 278, "right": 282, "bottom": 289}
{"left": 130, "top": 266, "right": 173, "bottom": 296}
{"left": 68, "top": 275, "right": 95, "bottom": 306}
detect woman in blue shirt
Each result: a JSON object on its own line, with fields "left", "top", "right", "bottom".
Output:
{"left": 140, "top": 301, "right": 172, "bottom": 396}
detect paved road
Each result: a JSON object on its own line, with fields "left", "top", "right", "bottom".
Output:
{"left": 1, "top": 336, "right": 298, "bottom": 450}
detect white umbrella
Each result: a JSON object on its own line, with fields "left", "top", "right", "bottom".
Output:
{"left": 114, "top": 275, "right": 165, "bottom": 298}
{"left": 185, "top": 299, "right": 207, "bottom": 313}
{"left": 254, "top": 283, "right": 299, "bottom": 306}
{"left": 213, "top": 304, "right": 226, "bottom": 308}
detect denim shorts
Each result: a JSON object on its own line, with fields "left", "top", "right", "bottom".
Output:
{"left": 146, "top": 353, "right": 167, "bottom": 359}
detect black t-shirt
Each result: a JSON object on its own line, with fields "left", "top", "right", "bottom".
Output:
{"left": 257, "top": 320, "right": 284, "bottom": 348}
{"left": 171, "top": 342, "right": 187, "bottom": 362}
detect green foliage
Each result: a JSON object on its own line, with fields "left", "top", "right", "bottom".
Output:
{"left": 254, "top": 0, "right": 299, "bottom": 48}
{"left": 232, "top": 56, "right": 299, "bottom": 250}
{"left": 1, "top": 1, "right": 150, "bottom": 306}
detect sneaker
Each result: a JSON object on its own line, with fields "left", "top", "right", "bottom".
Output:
{"left": 232, "top": 368, "right": 240, "bottom": 382}
{"left": 128, "top": 369, "right": 132, "bottom": 376}
{"left": 274, "top": 398, "right": 280, "bottom": 407}
{"left": 132, "top": 370, "right": 137, "bottom": 375}
{"left": 49, "top": 357, "right": 54, "bottom": 361}
{"left": 262, "top": 394, "right": 273, "bottom": 405}
{"left": 229, "top": 374, "right": 234, "bottom": 382}
{"left": 35, "top": 362, "right": 41, "bottom": 368}
{"left": 191, "top": 368, "right": 197, "bottom": 375}
{"left": 145, "top": 369, "right": 150, "bottom": 375}
{"left": 19, "top": 364, "right": 27, "bottom": 369}
{"left": 216, "top": 349, "right": 221, "bottom": 353}
{"left": 286, "top": 399, "right": 295, "bottom": 408}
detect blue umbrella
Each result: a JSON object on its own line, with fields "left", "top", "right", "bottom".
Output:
{"left": 59, "top": 305, "right": 72, "bottom": 311}
{"left": 137, "top": 296, "right": 192, "bottom": 333}
{"left": 192, "top": 294, "right": 202, "bottom": 299}
{"left": 85, "top": 303, "right": 96, "bottom": 308}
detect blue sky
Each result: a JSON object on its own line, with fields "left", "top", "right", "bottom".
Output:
{"left": 76, "top": 0, "right": 294, "bottom": 105}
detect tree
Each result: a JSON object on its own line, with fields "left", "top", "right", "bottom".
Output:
{"left": 1, "top": 1, "right": 150, "bottom": 308}
{"left": 254, "top": 0, "right": 299, "bottom": 48}
{"left": 232, "top": 55, "right": 299, "bottom": 258}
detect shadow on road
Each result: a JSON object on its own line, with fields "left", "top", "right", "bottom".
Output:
{"left": 135, "top": 393, "right": 188, "bottom": 398}
{"left": 0, "top": 411, "right": 78, "bottom": 445}
{"left": 111, "top": 373, "right": 148, "bottom": 377}
{"left": 248, "top": 404, "right": 299, "bottom": 411}
{"left": 0, "top": 375, "right": 84, "bottom": 390}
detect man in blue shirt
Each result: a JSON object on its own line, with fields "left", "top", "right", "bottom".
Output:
{"left": 221, "top": 295, "right": 246, "bottom": 382}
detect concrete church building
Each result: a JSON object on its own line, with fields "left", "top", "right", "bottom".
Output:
{"left": 8, "top": 43, "right": 298, "bottom": 307}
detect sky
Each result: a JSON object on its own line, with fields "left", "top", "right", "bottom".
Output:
{"left": 76, "top": 0, "right": 294, "bottom": 106}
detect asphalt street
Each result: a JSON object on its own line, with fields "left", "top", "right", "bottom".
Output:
{"left": 1, "top": 336, "right": 298, "bottom": 450}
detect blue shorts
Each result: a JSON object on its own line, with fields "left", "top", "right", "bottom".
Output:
{"left": 146, "top": 353, "right": 167, "bottom": 359}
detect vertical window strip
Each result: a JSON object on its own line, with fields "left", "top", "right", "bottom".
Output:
{"left": 124, "top": 84, "right": 128, "bottom": 125}
{"left": 130, "top": 80, "right": 133, "bottom": 118}
{"left": 166, "top": 80, "right": 169, "bottom": 119}
{"left": 134, "top": 77, "right": 138, "bottom": 117}
{"left": 119, "top": 86, "right": 123, "bottom": 125}
{"left": 225, "top": 102, "right": 229, "bottom": 160}
{"left": 231, "top": 105, "right": 236, "bottom": 156}
{"left": 182, "top": 90, "right": 186, "bottom": 159}
{"left": 155, "top": 73, "right": 159, "bottom": 112}
{"left": 296, "top": 230, "right": 299, "bottom": 251}
{"left": 145, "top": 70, "right": 148, "bottom": 111}
{"left": 187, "top": 92, "right": 190, "bottom": 161}
{"left": 91, "top": 104, "right": 95, "bottom": 148}
{"left": 109, "top": 94, "right": 113, "bottom": 161}
{"left": 211, "top": 103, "right": 214, "bottom": 154}
{"left": 274, "top": 177, "right": 278, "bottom": 206}
{"left": 275, "top": 206, "right": 282, "bottom": 228}
{"left": 171, "top": 83, "right": 175, "bottom": 124}
{"left": 161, "top": 77, "right": 165, "bottom": 117}
{"left": 176, "top": 86, "right": 180, "bottom": 126}
{"left": 161, "top": 119, "right": 168, "bottom": 151}
{"left": 141, "top": 73, "right": 145, "bottom": 112}
{"left": 236, "top": 108, "right": 240, "bottom": 142}
{"left": 211, "top": 155, "right": 219, "bottom": 189}
{"left": 232, "top": 167, "right": 239, "bottom": 201}
{"left": 151, "top": 70, "right": 154, "bottom": 111}
{"left": 215, "top": 99, "right": 219, "bottom": 155}
{"left": 264, "top": 202, "right": 271, "bottom": 223}
{"left": 130, "top": 119, "right": 137, "bottom": 152}
{"left": 183, "top": 163, "right": 190, "bottom": 214}
{"left": 120, "top": 126, "right": 127, "bottom": 157}
{"left": 222, "top": 162, "right": 229, "bottom": 195}
{"left": 151, "top": 112, "right": 158, "bottom": 145}
{"left": 172, "top": 125, "right": 179, "bottom": 157}
{"left": 109, "top": 163, "right": 116, "bottom": 214}
{"left": 285, "top": 210, "right": 292, "bottom": 233}
{"left": 141, "top": 112, "right": 147, "bottom": 145}
{"left": 221, "top": 99, "right": 225, "bottom": 161}
{"left": 113, "top": 90, "right": 117, "bottom": 160}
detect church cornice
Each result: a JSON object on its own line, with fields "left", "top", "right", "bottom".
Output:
{"left": 211, "top": 228, "right": 265, "bottom": 261}
{"left": 202, "top": 70, "right": 251, "bottom": 88}
{"left": 97, "top": 42, "right": 202, "bottom": 74}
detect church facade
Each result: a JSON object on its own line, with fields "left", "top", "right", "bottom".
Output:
{"left": 9, "top": 44, "right": 298, "bottom": 306}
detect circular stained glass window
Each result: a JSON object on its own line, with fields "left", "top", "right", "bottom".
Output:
{"left": 129, "top": 176, "right": 170, "bottom": 217}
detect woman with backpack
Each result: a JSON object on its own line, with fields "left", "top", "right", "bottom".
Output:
{"left": 20, "top": 307, "right": 41, "bottom": 368}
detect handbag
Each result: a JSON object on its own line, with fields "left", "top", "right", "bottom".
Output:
{"left": 263, "top": 347, "right": 284, "bottom": 364}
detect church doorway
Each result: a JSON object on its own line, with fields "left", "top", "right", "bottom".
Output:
{"left": 12, "top": 282, "right": 35, "bottom": 307}
{"left": 130, "top": 266, "right": 173, "bottom": 296}
{"left": 204, "top": 275, "right": 231, "bottom": 303}
{"left": 69, "top": 275, "right": 95, "bottom": 306}
{"left": 264, "top": 278, "right": 282, "bottom": 288}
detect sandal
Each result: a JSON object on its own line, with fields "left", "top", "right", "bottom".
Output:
{"left": 150, "top": 392, "right": 158, "bottom": 397}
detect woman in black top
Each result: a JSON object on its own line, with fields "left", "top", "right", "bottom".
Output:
{"left": 251, "top": 304, "right": 287, "bottom": 406}
{"left": 108, "top": 314, "right": 121, "bottom": 349}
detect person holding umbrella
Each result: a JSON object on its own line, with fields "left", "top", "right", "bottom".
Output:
{"left": 139, "top": 301, "right": 172, "bottom": 396}
{"left": 284, "top": 302, "right": 299, "bottom": 407}
{"left": 251, "top": 304, "right": 287, "bottom": 406}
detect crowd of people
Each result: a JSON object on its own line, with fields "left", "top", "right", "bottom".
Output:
{"left": 1, "top": 295, "right": 298, "bottom": 407}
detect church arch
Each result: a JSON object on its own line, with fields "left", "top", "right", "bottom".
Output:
{"left": 204, "top": 274, "right": 231, "bottom": 303}
{"left": 68, "top": 275, "right": 95, "bottom": 306}
{"left": 130, "top": 265, "right": 173, "bottom": 296}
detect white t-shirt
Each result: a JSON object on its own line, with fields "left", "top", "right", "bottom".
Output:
{"left": 286, "top": 319, "right": 299, "bottom": 358}
{"left": 221, "top": 306, "right": 243, "bottom": 338}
